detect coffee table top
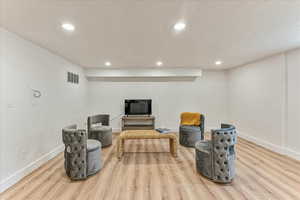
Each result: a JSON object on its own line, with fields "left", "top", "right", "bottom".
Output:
{"left": 119, "top": 130, "right": 177, "bottom": 139}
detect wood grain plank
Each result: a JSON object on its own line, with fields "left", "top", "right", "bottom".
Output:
{"left": 1, "top": 134, "right": 300, "bottom": 200}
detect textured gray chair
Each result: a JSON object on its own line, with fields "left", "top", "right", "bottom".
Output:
{"left": 62, "top": 125, "right": 102, "bottom": 180}
{"left": 179, "top": 114, "right": 205, "bottom": 147}
{"left": 87, "top": 114, "right": 112, "bottom": 147}
{"left": 195, "top": 124, "right": 237, "bottom": 183}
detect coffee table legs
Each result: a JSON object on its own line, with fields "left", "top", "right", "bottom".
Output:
{"left": 118, "top": 137, "right": 178, "bottom": 160}
{"left": 169, "top": 138, "right": 178, "bottom": 157}
{"left": 117, "top": 138, "right": 125, "bottom": 160}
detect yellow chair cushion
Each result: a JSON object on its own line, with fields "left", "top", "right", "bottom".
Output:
{"left": 180, "top": 112, "right": 201, "bottom": 126}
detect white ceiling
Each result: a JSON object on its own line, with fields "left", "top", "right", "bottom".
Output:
{"left": 1, "top": 0, "right": 300, "bottom": 69}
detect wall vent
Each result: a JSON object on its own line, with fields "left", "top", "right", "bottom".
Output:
{"left": 67, "top": 72, "right": 79, "bottom": 84}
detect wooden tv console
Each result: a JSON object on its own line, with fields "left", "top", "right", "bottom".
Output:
{"left": 121, "top": 115, "right": 155, "bottom": 130}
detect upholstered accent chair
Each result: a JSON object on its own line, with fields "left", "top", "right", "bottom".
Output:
{"left": 195, "top": 124, "right": 237, "bottom": 183}
{"left": 87, "top": 114, "right": 113, "bottom": 147}
{"left": 179, "top": 113, "right": 205, "bottom": 147}
{"left": 62, "top": 125, "right": 102, "bottom": 180}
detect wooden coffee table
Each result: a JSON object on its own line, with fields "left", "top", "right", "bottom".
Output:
{"left": 117, "top": 130, "right": 178, "bottom": 159}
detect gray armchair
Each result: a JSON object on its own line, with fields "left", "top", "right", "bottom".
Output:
{"left": 179, "top": 114, "right": 205, "bottom": 147}
{"left": 195, "top": 124, "right": 237, "bottom": 183}
{"left": 62, "top": 125, "right": 102, "bottom": 180}
{"left": 87, "top": 114, "right": 112, "bottom": 147}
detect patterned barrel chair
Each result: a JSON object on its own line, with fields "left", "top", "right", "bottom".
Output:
{"left": 62, "top": 125, "right": 102, "bottom": 180}
{"left": 195, "top": 124, "right": 237, "bottom": 183}
{"left": 88, "top": 114, "right": 112, "bottom": 147}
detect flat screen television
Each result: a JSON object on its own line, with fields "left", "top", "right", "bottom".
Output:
{"left": 125, "top": 99, "right": 152, "bottom": 115}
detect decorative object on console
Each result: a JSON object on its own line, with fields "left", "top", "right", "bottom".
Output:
{"left": 179, "top": 112, "right": 205, "bottom": 147}
{"left": 156, "top": 128, "right": 172, "bottom": 134}
{"left": 62, "top": 124, "right": 102, "bottom": 180}
{"left": 87, "top": 114, "right": 113, "bottom": 147}
{"left": 195, "top": 124, "right": 237, "bottom": 183}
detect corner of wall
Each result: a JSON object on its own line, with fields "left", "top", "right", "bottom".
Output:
{"left": 227, "top": 52, "right": 300, "bottom": 161}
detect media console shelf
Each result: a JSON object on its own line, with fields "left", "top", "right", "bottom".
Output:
{"left": 121, "top": 116, "right": 155, "bottom": 131}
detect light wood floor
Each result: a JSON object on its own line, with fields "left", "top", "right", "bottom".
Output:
{"left": 1, "top": 133, "right": 300, "bottom": 200}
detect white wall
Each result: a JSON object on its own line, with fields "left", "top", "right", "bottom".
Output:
{"left": 87, "top": 71, "right": 229, "bottom": 131}
{"left": 0, "top": 26, "right": 5, "bottom": 187}
{"left": 0, "top": 28, "right": 88, "bottom": 192}
{"left": 228, "top": 49, "right": 300, "bottom": 160}
{"left": 286, "top": 49, "right": 300, "bottom": 153}
{"left": 228, "top": 55, "right": 286, "bottom": 146}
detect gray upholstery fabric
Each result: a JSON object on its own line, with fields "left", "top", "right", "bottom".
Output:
{"left": 195, "top": 141, "right": 212, "bottom": 178}
{"left": 179, "top": 126, "right": 202, "bottom": 147}
{"left": 195, "top": 124, "right": 237, "bottom": 183}
{"left": 87, "top": 139, "right": 102, "bottom": 176}
{"left": 88, "top": 115, "right": 112, "bottom": 147}
{"left": 62, "top": 125, "right": 102, "bottom": 180}
{"left": 87, "top": 139, "right": 102, "bottom": 151}
{"left": 87, "top": 114, "right": 109, "bottom": 130}
{"left": 92, "top": 126, "right": 111, "bottom": 132}
{"left": 179, "top": 115, "right": 205, "bottom": 147}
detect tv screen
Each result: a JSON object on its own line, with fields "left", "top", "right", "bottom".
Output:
{"left": 125, "top": 99, "right": 152, "bottom": 115}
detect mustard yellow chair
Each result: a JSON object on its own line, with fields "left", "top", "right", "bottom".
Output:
{"left": 179, "top": 112, "right": 205, "bottom": 147}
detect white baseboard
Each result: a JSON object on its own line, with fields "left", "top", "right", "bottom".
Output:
{"left": 0, "top": 144, "right": 64, "bottom": 193}
{"left": 239, "top": 132, "right": 300, "bottom": 161}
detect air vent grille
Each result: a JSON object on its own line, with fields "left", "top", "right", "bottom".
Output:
{"left": 67, "top": 72, "right": 79, "bottom": 84}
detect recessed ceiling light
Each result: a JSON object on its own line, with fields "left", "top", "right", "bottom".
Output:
{"left": 62, "top": 23, "right": 75, "bottom": 32}
{"left": 215, "top": 60, "right": 223, "bottom": 66}
{"left": 105, "top": 61, "right": 111, "bottom": 66}
{"left": 174, "top": 22, "right": 186, "bottom": 31}
{"left": 156, "top": 61, "right": 163, "bottom": 66}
